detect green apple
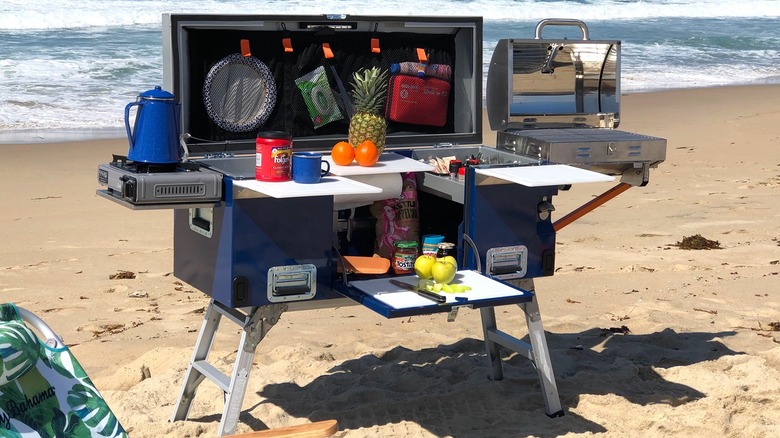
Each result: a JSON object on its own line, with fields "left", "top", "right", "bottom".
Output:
{"left": 431, "top": 258, "right": 457, "bottom": 284}
{"left": 414, "top": 254, "right": 436, "bottom": 279}
{"left": 439, "top": 255, "right": 458, "bottom": 270}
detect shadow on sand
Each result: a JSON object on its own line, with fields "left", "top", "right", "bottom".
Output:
{"left": 212, "top": 326, "right": 740, "bottom": 437}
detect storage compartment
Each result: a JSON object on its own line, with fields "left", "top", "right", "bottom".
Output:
{"left": 173, "top": 194, "right": 343, "bottom": 308}
{"left": 163, "top": 14, "right": 482, "bottom": 153}
{"left": 410, "top": 145, "right": 536, "bottom": 203}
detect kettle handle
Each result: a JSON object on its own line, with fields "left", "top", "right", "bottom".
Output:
{"left": 125, "top": 101, "right": 139, "bottom": 148}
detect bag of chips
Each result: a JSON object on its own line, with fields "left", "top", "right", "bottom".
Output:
{"left": 371, "top": 173, "right": 421, "bottom": 259}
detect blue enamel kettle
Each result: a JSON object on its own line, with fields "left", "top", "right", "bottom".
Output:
{"left": 125, "top": 86, "right": 181, "bottom": 163}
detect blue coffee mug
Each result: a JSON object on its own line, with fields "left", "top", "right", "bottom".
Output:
{"left": 292, "top": 152, "right": 330, "bottom": 184}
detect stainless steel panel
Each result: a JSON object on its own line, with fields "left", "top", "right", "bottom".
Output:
{"left": 487, "top": 19, "right": 621, "bottom": 131}
{"left": 411, "top": 145, "right": 537, "bottom": 203}
{"left": 496, "top": 128, "right": 667, "bottom": 185}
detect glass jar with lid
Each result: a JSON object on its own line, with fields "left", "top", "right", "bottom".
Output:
{"left": 436, "top": 242, "right": 456, "bottom": 258}
{"left": 392, "top": 241, "right": 418, "bottom": 275}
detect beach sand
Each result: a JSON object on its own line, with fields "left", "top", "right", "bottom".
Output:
{"left": 1, "top": 84, "right": 779, "bottom": 437}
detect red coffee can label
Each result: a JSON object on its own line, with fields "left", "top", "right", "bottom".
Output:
{"left": 256, "top": 141, "right": 292, "bottom": 181}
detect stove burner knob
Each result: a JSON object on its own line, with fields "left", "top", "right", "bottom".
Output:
{"left": 120, "top": 176, "right": 137, "bottom": 202}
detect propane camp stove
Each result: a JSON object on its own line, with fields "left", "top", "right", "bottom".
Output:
{"left": 97, "top": 155, "right": 222, "bottom": 209}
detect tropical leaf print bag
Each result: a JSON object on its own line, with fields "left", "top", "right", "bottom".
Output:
{"left": 0, "top": 303, "right": 128, "bottom": 437}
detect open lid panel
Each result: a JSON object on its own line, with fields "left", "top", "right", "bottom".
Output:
{"left": 163, "top": 14, "right": 482, "bottom": 157}
{"left": 486, "top": 19, "right": 621, "bottom": 131}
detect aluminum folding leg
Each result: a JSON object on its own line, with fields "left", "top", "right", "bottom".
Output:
{"left": 172, "top": 299, "right": 287, "bottom": 436}
{"left": 479, "top": 292, "right": 563, "bottom": 417}
{"left": 521, "top": 297, "right": 563, "bottom": 417}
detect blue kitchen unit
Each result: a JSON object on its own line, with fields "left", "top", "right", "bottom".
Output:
{"left": 95, "top": 14, "right": 666, "bottom": 436}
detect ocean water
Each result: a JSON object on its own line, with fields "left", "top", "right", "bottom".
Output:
{"left": 1, "top": 0, "right": 779, "bottom": 142}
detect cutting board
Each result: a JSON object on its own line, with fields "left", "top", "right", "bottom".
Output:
{"left": 350, "top": 270, "right": 530, "bottom": 309}
{"left": 324, "top": 152, "right": 435, "bottom": 176}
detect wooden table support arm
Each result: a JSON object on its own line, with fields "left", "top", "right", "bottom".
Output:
{"left": 553, "top": 182, "right": 632, "bottom": 232}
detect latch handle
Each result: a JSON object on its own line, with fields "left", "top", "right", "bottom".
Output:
{"left": 267, "top": 264, "right": 316, "bottom": 303}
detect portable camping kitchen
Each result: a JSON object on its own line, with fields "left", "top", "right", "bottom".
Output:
{"left": 96, "top": 15, "right": 666, "bottom": 435}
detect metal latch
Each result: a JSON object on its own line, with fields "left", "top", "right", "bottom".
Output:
{"left": 267, "top": 264, "right": 317, "bottom": 303}
{"left": 189, "top": 208, "right": 213, "bottom": 238}
{"left": 486, "top": 246, "right": 528, "bottom": 279}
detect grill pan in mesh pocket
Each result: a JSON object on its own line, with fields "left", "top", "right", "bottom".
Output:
{"left": 203, "top": 53, "right": 277, "bottom": 132}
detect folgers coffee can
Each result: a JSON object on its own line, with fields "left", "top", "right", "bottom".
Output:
{"left": 256, "top": 131, "right": 293, "bottom": 181}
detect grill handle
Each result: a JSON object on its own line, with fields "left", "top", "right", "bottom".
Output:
{"left": 534, "top": 18, "right": 590, "bottom": 41}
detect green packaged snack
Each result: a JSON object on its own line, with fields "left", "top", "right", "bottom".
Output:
{"left": 295, "top": 66, "right": 344, "bottom": 128}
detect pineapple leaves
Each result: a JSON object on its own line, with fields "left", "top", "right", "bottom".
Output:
{"left": 349, "top": 67, "right": 389, "bottom": 115}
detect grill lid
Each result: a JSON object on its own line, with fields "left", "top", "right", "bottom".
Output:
{"left": 486, "top": 19, "right": 621, "bottom": 131}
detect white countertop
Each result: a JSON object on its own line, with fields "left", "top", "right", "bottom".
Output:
{"left": 233, "top": 175, "right": 383, "bottom": 199}
{"left": 324, "top": 152, "right": 435, "bottom": 176}
{"left": 475, "top": 164, "right": 614, "bottom": 187}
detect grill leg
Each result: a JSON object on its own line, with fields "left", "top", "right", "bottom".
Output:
{"left": 172, "top": 299, "right": 287, "bottom": 436}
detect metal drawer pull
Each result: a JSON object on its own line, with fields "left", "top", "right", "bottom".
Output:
{"left": 486, "top": 246, "right": 528, "bottom": 279}
{"left": 267, "top": 264, "right": 316, "bottom": 302}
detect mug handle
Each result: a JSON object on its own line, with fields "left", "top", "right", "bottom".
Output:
{"left": 321, "top": 160, "right": 331, "bottom": 176}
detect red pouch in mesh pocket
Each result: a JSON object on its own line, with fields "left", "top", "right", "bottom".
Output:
{"left": 385, "top": 75, "right": 450, "bottom": 127}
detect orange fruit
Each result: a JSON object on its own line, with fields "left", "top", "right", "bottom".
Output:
{"left": 355, "top": 140, "right": 380, "bottom": 167}
{"left": 331, "top": 141, "right": 355, "bottom": 166}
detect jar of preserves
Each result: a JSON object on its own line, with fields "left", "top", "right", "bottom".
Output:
{"left": 392, "top": 241, "right": 418, "bottom": 275}
{"left": 436, "top": 242, "right": 456, "bottom": 259}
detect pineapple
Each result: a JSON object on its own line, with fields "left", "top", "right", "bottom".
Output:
{"left": 348, "top": 67, "right": 389, "bottom": 153}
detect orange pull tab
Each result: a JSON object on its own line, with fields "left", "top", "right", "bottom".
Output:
{"left": 322, "top": 43, "right": 334, "bottom": 59}
{"left": 416, "top": 48, "right": 428, "bottom": 63}
{"left": 371, "top": 38, "right": 380, "bottom": 54}
{"left": 240, "top": 39, "right": 251, "bottom": 57}
{"left": 282, "top": 37, "right": 293, "bottom": 53}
